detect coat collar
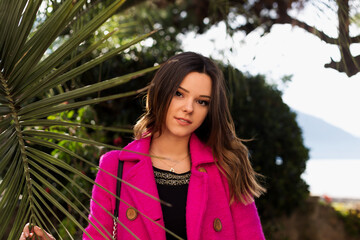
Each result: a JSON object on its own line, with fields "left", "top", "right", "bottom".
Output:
{"left": 118, "top": 136, "right": 151, "bottom": 162}
{"left": 118, "top": 134, "right": 215, "bottom": 167}
{"left": 188, "top": 134, "right": 215, "bottom": 167}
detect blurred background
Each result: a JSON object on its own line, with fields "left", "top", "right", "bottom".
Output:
{"left": 1, "top": 0, "right": 360, "bottom": 239}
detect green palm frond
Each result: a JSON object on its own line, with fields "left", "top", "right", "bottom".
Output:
{"left": 0, "top": 0, "right": 166, "bottom": 239}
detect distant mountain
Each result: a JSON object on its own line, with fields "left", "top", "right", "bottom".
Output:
{"left": 295, "top": 111, "right": 360, "bottom": 159}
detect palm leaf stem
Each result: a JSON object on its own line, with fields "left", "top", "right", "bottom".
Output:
{"left": 18, "top": 30, "right": 158, "bottom": 104}
{"left": 0, "top": 126, "right": 13, "bottom": 142}
{"left": 0, "top": 94, "right": 8, "bottom": 103}
{"left": 23, "top": 130, "right": 147, "bottom": 162}
{"left": 0, "top": 0, "right": 28, "bottom": 71}
{"left": 19, "top": 64, "right": 158, "bottom": 116}
{"left": 29, "top": 169, "right": 94, "bottom": 236}
{"left": 0, "top": 73, "right": 36, "bottom": 225}
{"left": 28, "top": 166, "right": 91, "bottom": 216}
{"left": 31, "top": 214, "right": 53, "bottom": 240}
{"left": 0, "top": 127, "right": 15, "bottom": 147}
{"left": 0, "top": 104, "right": 10, "bottom": 115}
{"left": 31, "top": 205, "right": 57, "bottom": 239}
{"left": 31, "top": 187, "right": 74, "bottom": 240}
{"left": 28, "top": 159, "right": 114, "bottom": 239}
{"left": 9, "top": 0, "right": 76, "bottom": 87}
{"left": 0, "top": 128, "right": 16, "bottom": 148}
{"left": 29, "top": 188, "right": 73, "bottom": 239}
{"left": 0, "top": 136, "right": 17, "bottom": 170}
{"left": 21, "top": 119, "right": 133, "bottom": 133}
{"left": 0, "top": 174, "right": 25, "bottom": 235}
{"left": 14, "top": 28, "right": 117, "bottom": 99}
{"left": 9, "top": 0, "right": 87, "bottom": 83}
{"left": 25, "top": 144, "right": 169, "bottom": 207}
{"left": 20, "top": 85, "right": 149, "bottom": 121}
{"left": 6, "top": 193, "right": 30, "bottom": 239}
{"left": 12, "top": 0, "right": 126, "bottom": 93}
{"left": 0, "top": 0, "right": 14, "bottom": 49}
{"left": 24, "top": 139, "right": 174, "bottom": 216}
{"left": 24, "top": 138, "right": 183, "bottom": 239}
{"left": 4, "top": 0, "right": 43, "bottom": 75}
{"left": 0, "top": 144, "right": 17, "bottom": 178}
{"left": 0, "top": 149, "right": 20, "bottom": 195}
{"left": 25, "top": 139, "right": 180, "bottom": 238}
{"left": 24, "top": 137, "right": 154, "bottom": 204}
{"left": 23, "top": 129, "right": 171, "bottom": 170}
{"left": 31, "top": 180, "right": 95, "bottom": 240}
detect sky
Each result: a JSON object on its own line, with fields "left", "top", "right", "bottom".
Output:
{"left": 178, "top": 2, "right": 360, "bottom": 138}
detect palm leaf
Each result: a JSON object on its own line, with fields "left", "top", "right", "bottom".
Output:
{"left": 0, "top": 0, "right": 182, "bottom": 239}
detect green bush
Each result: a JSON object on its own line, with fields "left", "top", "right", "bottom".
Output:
{"left": 223, "top": 68, "right": 310, "bottom": 220}
{"left": 334, "top": 203, "right": 360, "bottom": 236}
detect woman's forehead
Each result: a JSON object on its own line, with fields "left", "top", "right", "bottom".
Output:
{"left": 179, "top": 72, "right": 212, "bottom": 97}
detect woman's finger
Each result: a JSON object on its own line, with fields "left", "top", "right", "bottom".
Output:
{"left": 19, "top": 231, "right": 26, "bottom": 240}
{"left": 33, "top": 226, "right": 55, "bottom": 240}
{"left": 19, "top": 224, "right": 55, "bottom": 240}
{"left": 22, "top": 223, "right": 30, "bottom": 238}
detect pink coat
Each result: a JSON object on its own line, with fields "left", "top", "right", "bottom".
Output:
{"left": 84, "top": 134, "right": 265, "bottom": 240}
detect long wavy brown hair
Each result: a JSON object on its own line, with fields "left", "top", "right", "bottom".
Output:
{"left": 134, "top": 52, "right": 265, "bottom": 204}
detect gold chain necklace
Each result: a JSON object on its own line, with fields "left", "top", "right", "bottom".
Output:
{"left": 150, "top": 150, "right": 190, "bottom": 173}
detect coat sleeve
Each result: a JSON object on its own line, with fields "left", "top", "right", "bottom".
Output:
{"left": 83, "top": 151, "right": 119, "bottom": 240}
{"left": 230, "top": 200, "right": 266, "bottom": 240}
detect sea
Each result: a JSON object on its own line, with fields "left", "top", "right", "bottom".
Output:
{"left": 302, "top": 159, "right": 360, "bottom": 199}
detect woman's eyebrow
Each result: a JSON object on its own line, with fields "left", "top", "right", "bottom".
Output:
{"left": 200, "top": 95, "right": 211, "bottom": 99}
{"left": 179, "top": 86, "right": 189, "bottom": 93}
{"left": 179, "top": 86, "right": 211, "bottom": 99}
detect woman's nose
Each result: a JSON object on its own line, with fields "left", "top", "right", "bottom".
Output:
{"left": 182, "top": 100, "right": 193, "bottom": 113}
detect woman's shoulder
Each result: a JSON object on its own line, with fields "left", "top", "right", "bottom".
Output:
{"left": 99, "top": 137, "right": 149, "bottom": 166}
{"left": 98, "top": 150, "right": 121, "bottom": 170}
{"left": 101, "top": 150, "right": 121, "bottom": 159}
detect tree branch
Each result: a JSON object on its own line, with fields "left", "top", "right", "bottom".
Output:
{"left": 235, "top": 13, "right": 339, "bottom": 45}
{"left": 325, "top": 55, "right": 360, "bottom": 77}
{"left": 275, "top": 14, "right": 338, "bottom": 45}
{"left": 350, "top": 34, "right": 360, "bottom": 43}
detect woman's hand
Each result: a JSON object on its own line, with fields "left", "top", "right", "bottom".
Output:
{"left": 19, "top": 223, "right": 56, "bottom": 240}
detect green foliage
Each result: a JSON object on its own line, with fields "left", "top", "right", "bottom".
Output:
{"left": 354, "top": 13, "right": 360, "bottom": 27}
{"left": 333, "top": 203, "right": 360, "bottom": 236}
{"left": 45, "top": 107, "right": 109, "bottom": 238}
{"left": 338, "top": 209, "right": 360, "bottom": 236}
{"left": 48, "top": 106, "right": 106, "bottom": 162}
{"left": 223, "top": 67, "right": 309, "bottom": 219}
{"left": 58, "top": 217, "right": 78, "bottom": 238}
{"left": 0, "top": 0, "right": 158, "bottom": 239}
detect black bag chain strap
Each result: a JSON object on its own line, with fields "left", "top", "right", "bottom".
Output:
{"left": 112, "top": 160, "right": 124, "bottom": 239}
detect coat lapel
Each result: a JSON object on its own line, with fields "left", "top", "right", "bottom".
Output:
{"left": 186, "top": 134, "right": 215, "bottom": 240}
{"left": 119, "top": 137, "right": 166, "bottom": 240}
{"left": 186, "top": 170, "right": 209, "bottom": 240}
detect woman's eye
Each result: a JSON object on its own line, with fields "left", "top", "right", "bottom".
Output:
{"left": 198, "top": 100, "right": 209, "bottom": 106}
{"left": 175, "top": 91, "right": 183, "bottom": 97}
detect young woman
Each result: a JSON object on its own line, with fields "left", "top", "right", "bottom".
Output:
{"left": 20, "top": 52, "right": 265, "bottom": 240}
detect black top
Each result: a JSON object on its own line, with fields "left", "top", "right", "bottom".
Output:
{"left": 153, "top": 167, "right": 191, "bottom": 240}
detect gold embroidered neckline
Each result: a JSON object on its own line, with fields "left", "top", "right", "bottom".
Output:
{"left": 153, "top": 167, "right": 191, "bottom": 186}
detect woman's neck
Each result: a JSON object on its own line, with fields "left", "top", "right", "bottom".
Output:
{"left": 150, "top": 133, "right": 190, "bottom": 159}
{"left": 150, "top": 134, "right": 191, "bottom": 173}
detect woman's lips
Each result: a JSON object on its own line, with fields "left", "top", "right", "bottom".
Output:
{"left": 175, "top": 117, "right": 192, "bottom": 125}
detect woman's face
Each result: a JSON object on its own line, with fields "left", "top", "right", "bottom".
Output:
{"left": 162, "top": 72, "right": 212, "bottom": 140}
